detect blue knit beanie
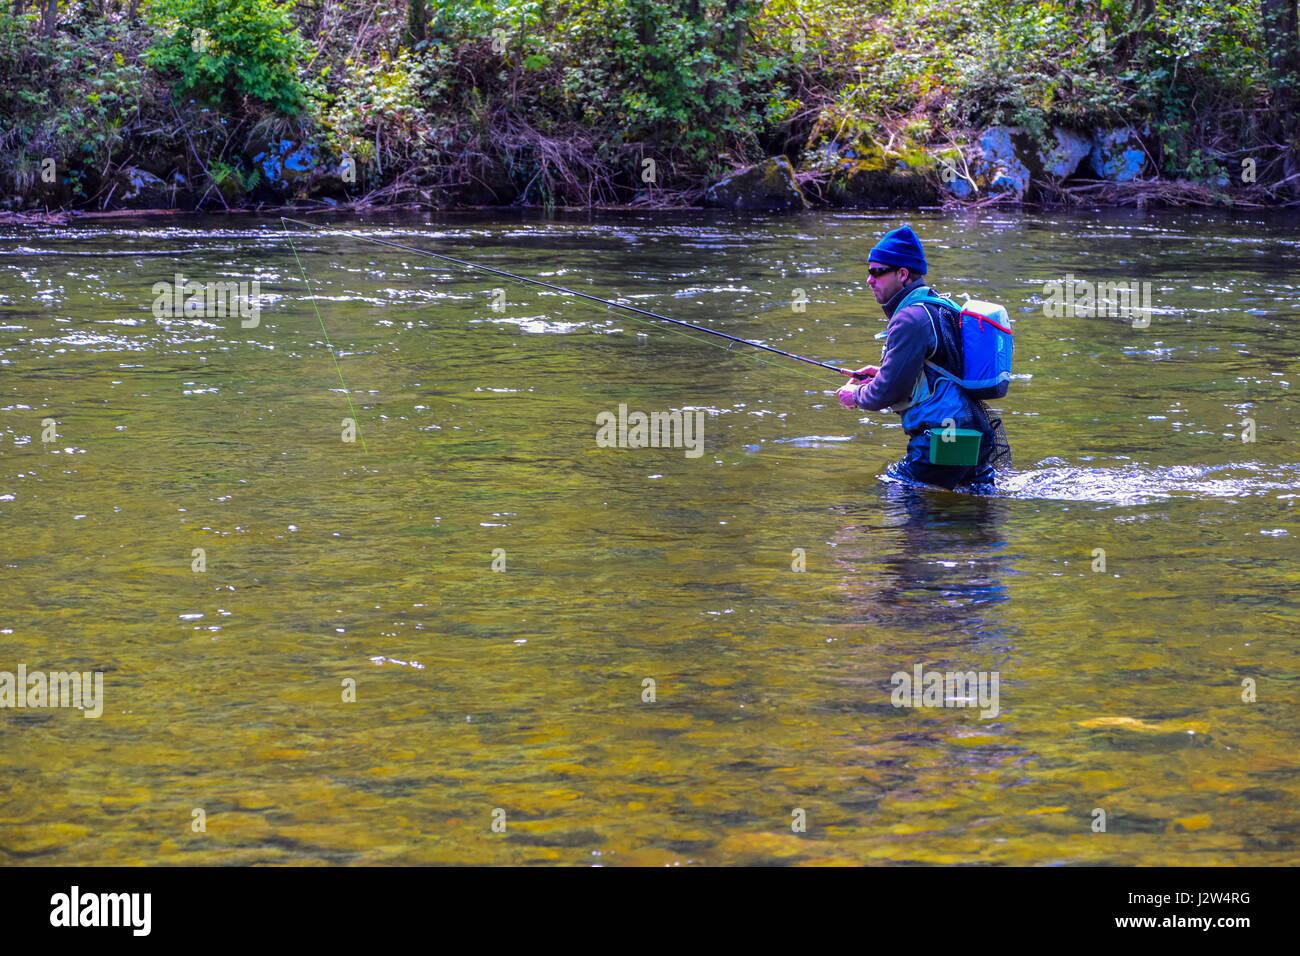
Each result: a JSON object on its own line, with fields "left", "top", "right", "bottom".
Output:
{"left": 869, "top": 225, "right": 927, "bottom": 275}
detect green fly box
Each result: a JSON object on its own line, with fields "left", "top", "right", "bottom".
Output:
{"left": 926, "top": 427, "right": 983, "bottom": 466}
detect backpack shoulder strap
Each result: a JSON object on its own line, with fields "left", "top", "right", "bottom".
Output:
{"left": 917, "top": 293, "right": 962, "bottom": 380}
{"left": 920, "top": 293, "right": 960, "bottom": 311}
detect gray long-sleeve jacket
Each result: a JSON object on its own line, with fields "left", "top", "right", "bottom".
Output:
{"left": 852, "top": 278, "right": 935, "bottom": 411}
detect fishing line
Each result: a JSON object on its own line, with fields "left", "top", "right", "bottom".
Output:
{"left": 282, "top": 225, "right": 369, "bottom": 453}
{"left": 279, "top": 217, "right": 860, "bottom": 387}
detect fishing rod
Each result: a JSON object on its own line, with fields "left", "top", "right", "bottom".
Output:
{"left": 280, "top": 217, "right": 863, "bottom": 379}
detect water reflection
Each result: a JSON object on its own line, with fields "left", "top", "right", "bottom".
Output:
{"left": 833, "top": 485, "right": 1015, "bottom": 653}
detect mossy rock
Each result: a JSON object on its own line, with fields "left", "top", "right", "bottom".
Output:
{"left": 1089, "top": 128, "right": 1148, "bottom": 182}
{"left": 801, "top": 139, "right": 938, "bottom": 207}
{"left": 704, "top": 156, "right": 808, "bottom": 212}
{"left": 111, "top": 167, "right": 173, "bottom": 210}
{"left": 248, "top": 139, "right": 319, "bottom": 192}
{"left": 827, "top": 160, "right": 938, "bottom": 207}
{"left": 941, "top": 125, "right": 1094, "bottom": 201}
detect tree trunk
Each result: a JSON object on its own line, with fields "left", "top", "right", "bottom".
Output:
{"left": 636, "top": 1, "right": 653, "bottom": 50}
{"left": 723, "top": 0, "right": 754, "bottom": 63}
{"left": 1261, "top": 0, "right": 1300, "bottom": 93}
{"left": 1117, "top": 0, "right": 1157, "bottom": 64}
{"left": 1261, "top": 0, "right": 1300, "bottom": 185}
{"left": 405, "top": 0, "right": 427, "bottom": 48}
{"left": 42, "top": 0, "right": 56, "bottom": 36}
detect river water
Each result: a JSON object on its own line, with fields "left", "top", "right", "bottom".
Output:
{"left": 1, "top": 208, "right": 1297, "bottom": 865}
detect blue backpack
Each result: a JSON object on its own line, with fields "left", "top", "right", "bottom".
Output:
{"left": 919, "top": 294, "right": 1014, "bottom": 401}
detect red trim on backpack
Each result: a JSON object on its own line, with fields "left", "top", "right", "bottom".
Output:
{"left": 961, "top": 308, "right": 1013, "bottom": 335}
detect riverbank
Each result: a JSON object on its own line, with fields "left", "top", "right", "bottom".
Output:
{"left": 3, "top": 173, "right": 1291, "bottom": 229}
{"left": 3, "top": 2, "right": 1297, "bottom": 216}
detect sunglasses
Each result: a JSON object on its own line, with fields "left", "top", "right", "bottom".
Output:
{"left": 867, "top": 265, "right": 899, "bottom": 279}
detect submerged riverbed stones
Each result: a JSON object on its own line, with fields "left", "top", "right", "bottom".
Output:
{"left": 705, "top": 156, "right": 808, "bottom": 212}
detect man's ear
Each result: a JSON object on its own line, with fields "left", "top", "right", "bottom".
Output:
{"left": 898, "top": 267, "right": 911, "bottom": 285}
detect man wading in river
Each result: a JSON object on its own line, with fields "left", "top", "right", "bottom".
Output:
{"left": 836, "top": 225, "right": 1011, "bottom": 493}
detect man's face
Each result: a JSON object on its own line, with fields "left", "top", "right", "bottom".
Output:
{"left": 867, "top": 261, "right": 910, "bottom": 304}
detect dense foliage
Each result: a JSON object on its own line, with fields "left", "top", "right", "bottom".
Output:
{"left": 0, "top": 0, "right": 1294, "bottom": 211}
{"left": 144, "top": 0, "right": 309, "bottom": 114}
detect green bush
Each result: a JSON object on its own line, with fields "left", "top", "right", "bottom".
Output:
{"left": 0, "top": 14, "right": 159, "bottom": 202}
{"left": 319, "top": 49, "right": 437, "bottom": 172}
{"left": 557, "top": 0, "right": 766, "bottom": 168}
{"left": 144, "top": 0, "right": 308, "bottom": 114}
{"left": 1121, "top": 0, "right": 1265, "bottom": 178}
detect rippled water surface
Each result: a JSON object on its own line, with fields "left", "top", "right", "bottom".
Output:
{"left": 2, "top": 208, "right": 1298, "bottom": 864}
